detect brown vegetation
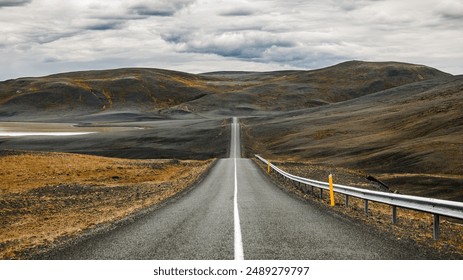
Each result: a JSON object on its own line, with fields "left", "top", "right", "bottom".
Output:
{"left": 0, "top": 151, "right": 214, "bottom": 259}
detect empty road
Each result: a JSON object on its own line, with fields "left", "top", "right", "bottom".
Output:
{"left": 47, "top": 117, "right": 433, "bottom": 259}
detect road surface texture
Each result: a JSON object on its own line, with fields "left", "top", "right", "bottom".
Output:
{"left": 46, "top": 118, "right": 436, "bottom": 259}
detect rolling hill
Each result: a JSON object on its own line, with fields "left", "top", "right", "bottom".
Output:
{"left": 0, "top": 68, "right": 217, "bottom": 120}
{"left": 0, "top": 61, "right": 451, "bottom": 120}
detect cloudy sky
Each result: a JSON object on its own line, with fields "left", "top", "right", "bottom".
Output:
{"left": 1, "top": 0, "right": 462, "bottom": 80}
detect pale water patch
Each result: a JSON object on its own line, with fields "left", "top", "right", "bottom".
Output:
{"left": 0, "top": 132, "right": 96, "bottom": 137}
{"left": 0, "top": 122, "right": 98, "bottom": 137}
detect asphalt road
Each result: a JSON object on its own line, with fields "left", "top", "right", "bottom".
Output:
{"left": 47, "top": 118, "right": 434, "bottom": 259}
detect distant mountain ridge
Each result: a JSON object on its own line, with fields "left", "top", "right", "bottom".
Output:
{"left": 0, "top": 61, "right": 452, "bottom": 120}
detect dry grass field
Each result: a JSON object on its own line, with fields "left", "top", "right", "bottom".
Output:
{"left": 0, "top": 151, "right": 213, "bottom": 259}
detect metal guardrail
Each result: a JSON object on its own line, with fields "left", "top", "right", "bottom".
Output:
{"left": 256, "top": 155, "right": 463, "bottom": 240}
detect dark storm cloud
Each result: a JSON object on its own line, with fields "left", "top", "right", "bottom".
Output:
{"left": 0, "top": 0, "right": 31, "bottom": 8}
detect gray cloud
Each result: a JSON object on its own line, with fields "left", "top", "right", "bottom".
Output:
{"left": 21, "top": 29, "right": 80, "bottom": 45}
{"left": 334, "top": 0, "right": 385, "bottom": 11}
{"left": 130, "top": 0, "right": 195, "bottom": 17}
{"left": 441, "top": 12, "right": 463, "bottom": 20}
{"left": 86, "top": 21, "right": 124, "bottom": 31}
{"left": 43, "top": 56, "right": 59, "bottom": 63}
{"left": 0, "top": 0, "right": 31, "bottom": 8}
{"left": 80, "top": 19, "right": 125, "bottom": 31}
{"left": 131, "top": 6, "right": 175, "bottom": 17}
{"left": 163, "top": 30, "right": 295, "bottom": 59}
{"left": 220, "top": 7, "right": 256, "bottom": 17}
{"left": 436, "top": 0, "right": 463, "bottom": 20}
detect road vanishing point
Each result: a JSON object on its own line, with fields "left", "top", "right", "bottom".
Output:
{"left": 48, "top": 117, "right": 432, "bottom": 260}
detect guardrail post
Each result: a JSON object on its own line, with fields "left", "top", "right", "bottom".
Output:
{"left": 392, "top": 206, "right": 397, "bottom": 224}
{"left": 311, "top": 185, "right": 314, "bottom": 194}
{"left": 329, "top": 174, "right": 335, "bottom": 207}
{"left": 267, "top": 162, "right": 271, "bottom": 174}
{"left": 345, "top": 195, "right": 349, "bottom": 208}
{"left": 320, "top": 189, "right": 323, "bottom": 199}
{"left": 364, "top": 200, "right": 369, "bottom": 215}
{"left": 433, "top": 214, "right": 440, "bottom": 240}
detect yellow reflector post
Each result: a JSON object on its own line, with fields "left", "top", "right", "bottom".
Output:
{"left": 329, "top": 174, "right": 335, "bottom": 207}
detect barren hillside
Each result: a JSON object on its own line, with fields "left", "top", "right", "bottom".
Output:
{"left": 0, "top": 61, "right": 450, "bottom": 120}
{"left": 242, "top": 75, "right": 463, "bottom": 200}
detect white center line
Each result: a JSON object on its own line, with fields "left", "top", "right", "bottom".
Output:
{"left": 233, "top": 118, "right": 244, "bottom": 260}
{"left": 234, "top": 157, "right": 244, "bottom": 260}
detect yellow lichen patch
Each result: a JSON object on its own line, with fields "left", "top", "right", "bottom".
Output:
{"left": 73, "top": 80, "right": 93, "bottom": 91}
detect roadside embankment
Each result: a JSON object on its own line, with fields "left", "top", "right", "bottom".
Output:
{"left": 253, "top": 158, "right": 463, "bottom": 259}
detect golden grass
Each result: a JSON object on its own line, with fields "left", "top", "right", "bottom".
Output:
{"left": 0, "top": 151, "right": 214, "bottom": 259}
{"left": 1, "top": 153, "right": 184, "bottom": 193}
